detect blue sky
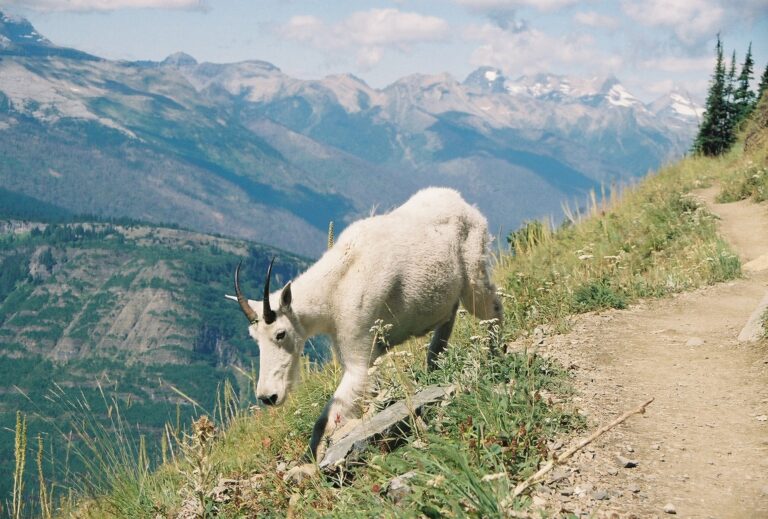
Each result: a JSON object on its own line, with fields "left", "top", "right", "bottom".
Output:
{"left": 2, "top": 0, "right": 767, "bottom": 102}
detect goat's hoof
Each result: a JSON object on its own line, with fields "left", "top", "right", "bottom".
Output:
{"left": 283, "top": 463, "right": 318, "bottom": 485}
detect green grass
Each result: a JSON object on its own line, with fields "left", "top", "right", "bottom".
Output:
{"left": 718, "top": 163, "right": 768, "bottom": 203}
{"left": 15, "top": 104, "right": 768, "bottom": 518}
{"left": 47, "top": 150, "right": 755, "bottom": 518}
{"left": 573, "top": 279, "right": 627, "bottom": 312}
{"left": 498, "top": 153, "right": 743, "bottom": 336}
{"left": 321, "top": 327, "right": 581, "bottom": 518}
{"left": 718, "top": 99, "right": 768, "bottom": 204}
{"left": 47, "top": 317, "right": 580, "bottom": 518}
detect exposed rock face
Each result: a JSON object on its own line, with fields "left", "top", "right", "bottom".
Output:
{"left": 0, "top": 220, "right": 308, "bottom": 366}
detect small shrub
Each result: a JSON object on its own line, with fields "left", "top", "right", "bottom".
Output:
{"left": 718, "top": 164, "right": 768, "bottom": 203}
{"left": 707, "top": 244, "right": 742, "bottom": 282}
{"left": 573, "top": 280, "right": 627, "bottom": 311}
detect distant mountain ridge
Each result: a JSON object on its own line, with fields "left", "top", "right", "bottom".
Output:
{"left": 0, "top": 12, "right": 703, "bottom": 255}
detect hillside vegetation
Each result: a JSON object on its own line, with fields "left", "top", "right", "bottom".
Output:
{"left": 0, "top": 213, "right": 310, "bottom": 508}
{"left": 21, "top": 99, "right": 761, "bottom": 519}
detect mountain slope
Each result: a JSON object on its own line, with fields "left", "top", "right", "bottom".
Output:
{"left": 0, "top": 13, "right": 703, "bottom": 255}
{"left": 0, "top": 213, "right": 311, "bottom": 502}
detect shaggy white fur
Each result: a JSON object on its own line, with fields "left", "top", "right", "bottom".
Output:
{"left": 235, "top": 187, "right": 502, "bottom": 458}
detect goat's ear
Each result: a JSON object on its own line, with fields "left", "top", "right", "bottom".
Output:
{"left": 280, "top": 281, "right": 292, "bottom": 310}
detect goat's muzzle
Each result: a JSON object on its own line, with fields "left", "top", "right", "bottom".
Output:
{"left": 258, "top": 394, "right": 279, "bottom": 406}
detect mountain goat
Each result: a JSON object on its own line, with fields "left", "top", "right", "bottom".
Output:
{"left": 231, "top": 187, "right": 502, "bottom": 459}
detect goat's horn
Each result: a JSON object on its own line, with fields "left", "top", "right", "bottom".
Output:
{"left": 263, "top": 257, "right": 277, "bottom": 325}
{"left": 234, "top": 261, "right": 259, "bottom": 325}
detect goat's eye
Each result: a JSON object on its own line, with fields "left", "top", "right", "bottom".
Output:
{"left": 276, "top": 330, "right": 286, "bottom": 341}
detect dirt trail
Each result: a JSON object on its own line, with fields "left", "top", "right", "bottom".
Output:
{"left": 536, "top": 188, "right": 768, "bottom": 518}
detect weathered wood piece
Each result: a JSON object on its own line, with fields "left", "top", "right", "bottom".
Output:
{"left": 319, "top": 385, "right": 455, "bottom": 470}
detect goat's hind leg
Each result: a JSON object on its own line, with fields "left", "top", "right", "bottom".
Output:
{"left": 427, "top": 303, "right": 459, "bottom": 371}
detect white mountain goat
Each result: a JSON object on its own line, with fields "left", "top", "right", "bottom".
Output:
{"left": 230, "top": 187, "right": 502, "bottom": 459}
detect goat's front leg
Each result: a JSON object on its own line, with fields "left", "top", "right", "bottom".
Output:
{"left": 308, "top": 366, "right": 368, "bottom": 460}
{"left": 285, "top": 368, "right": 367, "bottom": 484}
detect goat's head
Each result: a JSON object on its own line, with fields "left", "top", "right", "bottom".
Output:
{"left": 233, "top": 259, "right": 301, "bottom": 407}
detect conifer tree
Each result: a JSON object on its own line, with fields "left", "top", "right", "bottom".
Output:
{"left": 723, "top": 50, "right": 738, "bottom": 145}
{"left": 733, "top": 42, "right": 756, "bottom": 123}
{"left": 757, "top": 61, "right": 768, "bottom": 105}
{"left": 694, "top": 35, "right": 731, "bottom": 156}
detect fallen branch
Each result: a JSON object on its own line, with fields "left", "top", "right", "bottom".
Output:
{"left": 319, "top": 385, "right": 456, "bottom": 470}
{"left": 511, "top": 397, "right": 654, "bottom": 499}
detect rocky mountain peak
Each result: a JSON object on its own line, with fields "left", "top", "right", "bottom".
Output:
{"left": 464, "top": 66, "right": 507, "bottom": 94}
{"left": 599, "top": 77, "right": 643, "bottom": 108}
{"left": 0, "top": 11, "right": 51, "bottom": 48}
{"left": 162, "top": 51, "right": 198, "bottom": 67}
{"left": 506, "top": 73, "right": 574, "bottom": 100}
{"left": 597, "top": 75, "right": 621, "bottom": 92}
{"left": 0, "top": 10, "right": 97, "bottom": 60}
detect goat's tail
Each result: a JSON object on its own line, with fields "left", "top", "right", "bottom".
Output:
{"left": 459, "top": 214, "right": 503, "bottom": 324}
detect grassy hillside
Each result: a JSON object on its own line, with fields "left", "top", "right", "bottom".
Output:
{"left": 20, "top": 100, "right": 763, "bottom": 519}
{"left": 7, "top": 100, "right": 766, "bottom": 518}
{"left": 0, "top": 212, "right": 311, "bottom": 510}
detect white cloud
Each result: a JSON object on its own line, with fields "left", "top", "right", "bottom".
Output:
{"left": 455, "top": 0, "right": 578, "bottom": 34}
{"left": 280, "top": 15, "right": 325, "bottom": 44}
{"left": 3, "top": 0, "right": 205, "bottom": 11}
{"left": 342, "top": 9, "right": 449, "bottom": 46}
{"left": 356, "top": 47, "right": 383, "bottom": 70}
{"left": 464, "top": 22, "right": 622, "bottom": 77}
{"left": 573, "top": 11, "right": 620, "bottom": 30}
{"left": 640, "top": 56, "right": 713, "bottom": 73}
{"left": 280, "top": 8, "right": 449, "bottom": 68}
{"left": 626, "top": 55, "right": 713, "bottom": 100}
{"left": 456, "top": 0, "right": 579, "bottom": 12}
{"left": 622, "top": 0, "right": 723, "bottom": 47}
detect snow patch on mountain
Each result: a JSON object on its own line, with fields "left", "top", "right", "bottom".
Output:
{"left": 463, "top": 66, "right": 507, "bottom": 94}
{"left": 669, "top": 93, "right": 704, "bottom": 118}
{"left": 649, "top": 88, "right": 705, "bottom": 123}
{"left": 507, "top": 74, "right": 605, "bottom": 99}
{"left": 605, "top": 83, "right": 642, "bottom": 108}
{"left": 1, "top": 12, "right": 51, "bottom": 45}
